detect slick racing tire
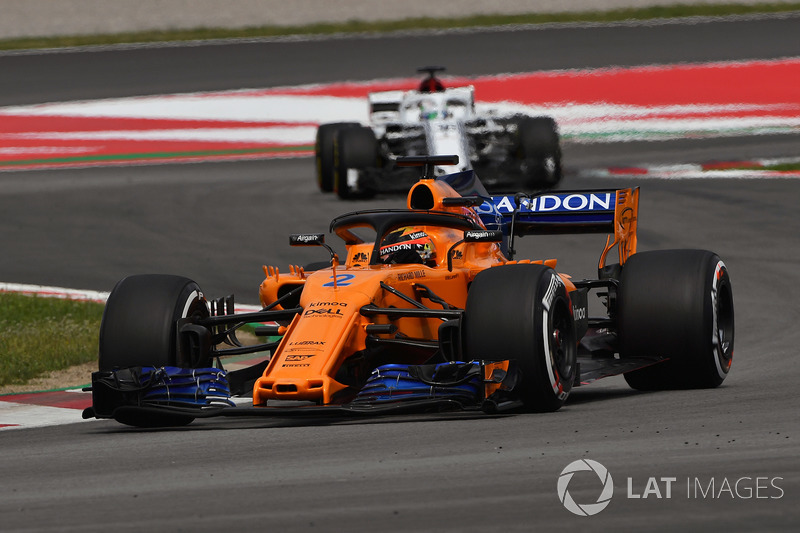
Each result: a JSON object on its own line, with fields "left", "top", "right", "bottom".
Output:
{"left": 463, "top": 264, "right": 577, "bottom": 411}
{"left": 515, "top": 116, "right": 563, "bottom": 189}
{"left": 98, "top": 275, "right": 210, "bottom": 427}
{"left": 618, "top": 250, "right": 734, "bottom": 390}
{"left": 333, "top": 126, "right": 378, "bottom": 200}
{"left": 99, "top": 274, "right": 210, "bottom": 371}
{"left": 315, "top": 122, "right": 360, "bottom": 192}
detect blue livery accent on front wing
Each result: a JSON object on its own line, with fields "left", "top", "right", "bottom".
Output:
{"left": 352, "top": 362, "right": 482, "bottom": 405}
{"left": 138, "top": 366, "right": 235, "bottom": 408}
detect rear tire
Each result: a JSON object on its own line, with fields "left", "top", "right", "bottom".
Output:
{"left": 463, "top": 264, "right": 577, "bottom": 411}
{"left": 516, "top": 116, "right": 562, "bottom": 188}
{"left": 315, "top": 122, "right": 359, "bottom": 192}
{"left": 619, "top": 250, "right": 734, "bottom": 390}
{"left": 333, "top": 126, "right": 378, "bottom": 200}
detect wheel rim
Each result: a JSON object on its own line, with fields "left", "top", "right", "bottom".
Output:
{"left": 182, "top": 289, "right": 209, "bottom": 321}
{"left": 713, "top": 274, "right": 734, "bottom": 377}
{"left": 549, "top": 298, "right": 576, "bottom": 382}
{"left": 541, "top": 293, "right": 576, "bottom": 402}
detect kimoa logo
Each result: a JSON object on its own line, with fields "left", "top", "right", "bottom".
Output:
{"left": 557, "top": 459, "right": 614, "bottom": 516}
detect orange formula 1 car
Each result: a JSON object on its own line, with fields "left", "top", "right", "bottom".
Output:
{"left": 84, "top": 156, "right": 734, "bottom": 427}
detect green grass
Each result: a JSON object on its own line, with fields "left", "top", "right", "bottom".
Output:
{"left": 726, "top": 161, "right": 800, "bottom": 171}
{"left": 1, "top": 3, "right": 798, "bottom": 51}
{"left": 1, "top": 145, "right": 314, "bottom": 167}
{"left": 760, "top": 163, "right": 800, "bottom": 171}
{"left": 0, "top": 292, "right": 104, "bottom": 386}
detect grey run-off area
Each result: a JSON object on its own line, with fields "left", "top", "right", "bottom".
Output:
{"left": 1, "top": 0, "right": 797, "bottom": 39}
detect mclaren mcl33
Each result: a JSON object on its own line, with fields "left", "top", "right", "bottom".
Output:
{"left": 85, "top": 155, "right": 733, "bottom": 427}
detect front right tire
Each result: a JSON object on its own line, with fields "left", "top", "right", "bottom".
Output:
{"left": 99, "top": 274, "right": 210, "bottom": 371}
{"left": 315, "top": 122, "right": 360, "bottom": 192}
{"left": 333, "top": 126, "right": 378, "bottom": 200}
{"left": 98, "top": 274, "right": 211, "bottom": 427}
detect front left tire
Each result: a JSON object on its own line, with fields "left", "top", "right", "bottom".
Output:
{"left": 463, "top": 264, "right": 577, "bottom": 411}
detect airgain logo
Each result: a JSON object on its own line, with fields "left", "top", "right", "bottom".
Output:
{"left": 557, "top": 459, "right": 614, "bottom": 516}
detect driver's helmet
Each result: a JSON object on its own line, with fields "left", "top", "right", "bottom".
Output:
{"left": 379, "top": 227, "right": 437, "bottom": 266}
{"left": 418, "top": 97, "right": 438, "bottom": 120}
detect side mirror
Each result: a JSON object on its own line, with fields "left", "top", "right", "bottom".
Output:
{"left": 463, "top": 229, "right": 503, "bottom": 243}
{"left": 290, "top": 234, "right": 326, "bottom": 246}
{"left": 289, "top": 233, "right": 339, "bottom": 270}
{"left": 447, "top": 229, "right": 503, "bottom": 271}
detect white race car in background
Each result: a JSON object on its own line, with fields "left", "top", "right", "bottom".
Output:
{"left": 315, "top": 67, "right": 563, "bottom": 199}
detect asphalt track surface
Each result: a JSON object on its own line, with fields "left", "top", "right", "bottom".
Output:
{"left": 2, "top": 15, "right": 799, "bottom": 531}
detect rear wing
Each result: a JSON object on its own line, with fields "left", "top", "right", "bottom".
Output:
{"left": 475, "top": 188, "right": 639, "bottom": 269}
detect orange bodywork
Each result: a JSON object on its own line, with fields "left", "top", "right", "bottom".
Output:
{"left": 598, "top": 187, "right": 639, "bottom": 270}
{"left": 253, "top": 178, "right": 638, "bottom": 406}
